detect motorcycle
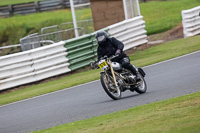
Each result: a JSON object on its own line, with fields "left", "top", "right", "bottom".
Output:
{"left": 91, "top": 55, "right": 147, "bottom": 100}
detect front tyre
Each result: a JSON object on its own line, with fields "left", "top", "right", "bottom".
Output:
{"left": 100, "top": 73, "right": 121, "bottom": 100}
{"left": 135, "top": 75, "right": 147, "bottom": 94}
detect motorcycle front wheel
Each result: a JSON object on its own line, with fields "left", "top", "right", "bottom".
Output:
{"left": 100, "top": 73, "right": 121, "bottom": 100}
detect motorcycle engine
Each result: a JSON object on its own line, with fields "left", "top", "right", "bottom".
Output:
{"left": 128, "top": 74, "right": 136, "bottom": 83}
{"left": 121, "top": 72, "right": 136, "bottom": 83}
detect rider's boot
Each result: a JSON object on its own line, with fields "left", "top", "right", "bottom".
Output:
{"left": 124, "top": 63, "right": 140, "bottom": 81}
{"left": 136, "top": 73, "right": 141, "bottom": 82}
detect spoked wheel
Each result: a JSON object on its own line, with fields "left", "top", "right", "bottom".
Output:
{"left": 100, "top": 73, "right": 121, "bottom": 100}
{"left": 135, "top": 75, "right": 147, "bottom": 94}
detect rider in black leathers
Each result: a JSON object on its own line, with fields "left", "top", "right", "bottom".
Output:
{"left": 96, "top": 31, "right": 140, "bottom": 80}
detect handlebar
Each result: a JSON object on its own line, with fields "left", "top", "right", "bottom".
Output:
{"left": 90, "top": 54, "right": 119, "bottom": 69}
{"left": 101, "top": 54, "right": 119, "bottom": 60}
{"left": 109, "top": 55, "right": 119, "bottom": 60}
{"left": 90, "top": 61, "right": 99, "bottom": 69}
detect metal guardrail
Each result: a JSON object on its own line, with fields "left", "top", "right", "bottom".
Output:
{"left": 182, "top": 6, "right": 200, "bottom": 38}
{"left": 42, "top": 19, "right": 93, "bottom": 35}
{"left": 0, "top": 19, "right": 94, "bottom": 52}
{"left": 108, "top": 16, "right": 147, "bottom": 50}
{"left": 64, "top": 33, "right": 98, "bottom": 70}
{"left": 0, "top": 0, "right": 89, "bottom": 17}
{"left": 0, "top": 44, "right": 21, "bottom": 50}
{"left": 0, "top": 41, "right": 69, "bottom": 91}
{"left": 20, "top": 27, "right": 84, "bottom": 51}
{"left": 0, "top": 16, "right": 147, "bottom": 91}
{"left": 20, "top": 19, "right": 94, "bottom": 51}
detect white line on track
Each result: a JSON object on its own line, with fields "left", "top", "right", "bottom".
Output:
{"left": 143, "top": 50, "right": 200, "bottom": 68}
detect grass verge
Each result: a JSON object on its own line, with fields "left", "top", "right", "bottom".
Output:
{"left": 0, "top": 35, "right": 200, "bottom": 106}
{"left": 32, "top": 92, "right": 200, "bottom": 133}
{"left": 141, "top": 0, "right": 200, "bottom": 35}
{"left": 0, "top": 0, "right": 42, "bottom": 6}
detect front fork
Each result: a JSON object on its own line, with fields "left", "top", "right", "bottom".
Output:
{"left": 107, "top": 59, "right": 118, "bottom": 88}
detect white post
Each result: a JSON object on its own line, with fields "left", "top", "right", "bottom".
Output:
{"left": 123, "top": 0, "right": 128, "bottom": 20}
{"left": 136, "top": 0, "right": 141, "bottom": 16}
{"left": 70, "top": 0, "right": 79, "bottom": 37}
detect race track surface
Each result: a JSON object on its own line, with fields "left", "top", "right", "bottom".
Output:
{"left": 0, "top": 51, "right": 200, "bottom": 133}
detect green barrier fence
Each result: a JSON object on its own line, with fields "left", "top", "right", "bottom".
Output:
{"left": 64, "top": 28, "right": 110, "bottom": 71}
{"left": 64, "top": 33, "right": 98, "bottom": 70}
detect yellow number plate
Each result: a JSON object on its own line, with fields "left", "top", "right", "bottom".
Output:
{"left": 98, "top": 61, "right": 108, "bottom": 69}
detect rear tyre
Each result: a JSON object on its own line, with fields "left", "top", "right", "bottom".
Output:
{"left": 100, "top": 73, "right": 121, "bottom": 100}
{"left": 135, "top": 75, "right": 147, "bottom": 94}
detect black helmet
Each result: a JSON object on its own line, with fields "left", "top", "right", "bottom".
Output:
{"left": 95, "top": 31, "right": 108, "bottom": 45}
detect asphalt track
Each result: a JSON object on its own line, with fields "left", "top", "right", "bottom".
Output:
{"left": 0, "top": 51, "right": 200, "bottom": 133}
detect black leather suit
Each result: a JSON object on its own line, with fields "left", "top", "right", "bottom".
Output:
{"left": 97, "top": 37, "right": 137, "bottom": 75}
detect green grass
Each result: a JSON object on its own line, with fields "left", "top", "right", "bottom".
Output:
{"left": 0, "top": 0, "right": 43, "bottom": 6}
{"left": 32, "top": 92, "right": 200, "bottom": 133}
{"left": 130, "top": 35, "right": 200, "bottom": 66}
{"left": 141, "top": 0, "right": 200, "bottom": 34}
{"left": 0, "top": 8, "right": 92, "bottom": 44}
{"left": 0, "top": 35, "right": 200, "bottom": 106}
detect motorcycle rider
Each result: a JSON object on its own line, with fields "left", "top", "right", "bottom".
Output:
{"left": 95, "top": 31, "right": 140, "bottom": 81}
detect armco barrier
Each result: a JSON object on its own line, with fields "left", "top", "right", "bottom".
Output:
{"left": 107, "top": 16, "right": 147, "bottom": 50}
{"left": 64, "top": 33, "right": 99, "bottom": 70}
{"left": 0, "top": 41, "right": 71, "bottom": 91}
{"left": 0, "top": 16, "right": 147, "bottom": 91}
{"left": 182, "top": 6, "right": 200, "bottom": 38}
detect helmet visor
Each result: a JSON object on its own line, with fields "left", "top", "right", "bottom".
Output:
{"left": 97, "top": 35, "right": 105, "bottom": 42}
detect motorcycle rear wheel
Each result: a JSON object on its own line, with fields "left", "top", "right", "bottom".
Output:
{"left": 100, "top": 73, "right": 121, "bottom": 100}
{"left": 135, "top": 75, "right": 147, "bottom": 94}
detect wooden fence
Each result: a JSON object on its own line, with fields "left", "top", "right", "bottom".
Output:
{"left": 0, "top": 0, "right": 89, "bottom": 17}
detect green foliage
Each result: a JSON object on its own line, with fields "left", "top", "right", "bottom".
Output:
{"left": 0, "top": 0, "right": 43, "bottom": 6}
{"left": 141, "top": 0, "right": 200, "bottom": 34}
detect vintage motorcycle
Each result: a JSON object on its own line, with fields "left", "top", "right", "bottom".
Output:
{"left": 91, "top": 55, "right": 147, "bottom": 100}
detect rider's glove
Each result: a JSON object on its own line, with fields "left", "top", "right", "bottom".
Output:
{"left": 90, "top": 62, "right": 99, "bottom": 69}
{"left": 115, "top": 49, "right": 121, "bottom": 56}
{"left": 95, "top": 62, "right": 99, "bottom": 69}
